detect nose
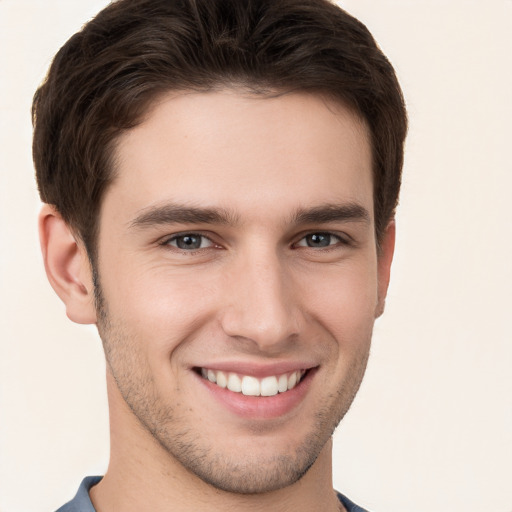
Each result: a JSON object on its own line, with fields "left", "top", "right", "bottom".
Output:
{"left": 220, "top": 248, "right": 301, "bottom": 352}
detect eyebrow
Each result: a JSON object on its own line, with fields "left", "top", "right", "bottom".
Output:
{"left": 129, "top": 203, "right": 239, "bottom": 229}
{"left": 128, "top": 201, "right": 371, "bottom": 230}
{"left": 291, "top": 203, "right": 371, "bottom": 225}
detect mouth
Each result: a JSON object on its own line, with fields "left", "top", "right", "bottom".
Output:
{"left": 196, "top": 367, "right": 308, "bottom": 397}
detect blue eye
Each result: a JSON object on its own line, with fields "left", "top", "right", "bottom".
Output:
{"left": 296, "top": 233, "right": 341, "bottom": 248}
{"left": 166, "top": 234, "right": 213, "bottom": 250}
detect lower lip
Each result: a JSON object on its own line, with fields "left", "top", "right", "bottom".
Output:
{"left": 195, "top": 369, "right": 316, "bottom": 420}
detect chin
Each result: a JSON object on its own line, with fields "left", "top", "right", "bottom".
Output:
{"left": 161, "top": 432, "right": 322, "bottom": 494}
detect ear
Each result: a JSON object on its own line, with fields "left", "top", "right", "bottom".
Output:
{"left": 375, "top": 220, "right": 396, "bottom": 318}
{"left": 39, "top": 204, "right": 97, "bottom": 324}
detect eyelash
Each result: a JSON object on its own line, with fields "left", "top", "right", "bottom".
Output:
{"left": 159, "top": 231, "right": 351, "bottom": 252}
{"left": 160, "top": 232, "right": 217, "bottom": 251}
{"left": 294, "top": 232, "right": 350, "bottom": 249}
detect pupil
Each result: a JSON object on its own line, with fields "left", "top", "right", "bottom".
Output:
{"left": 177, "top": 235, "right": 201, "bottom": 249}
{"left": 308, "top": 233, "right": 330, "bottom": 247}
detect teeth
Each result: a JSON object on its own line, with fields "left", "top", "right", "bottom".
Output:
{"left": 241, "top": 376, "right": 260, "bottom": 396}
{"left": 216, "top": 370, "right": 227, "bottom": 388}
{"left": 227, "top": 373, "right": 242, "bottom": 392}
{"left": 201, "top": 369, "right": 306, "bottom": 396}
{"left": 260, "top": 376, "right": 278, "bottom": 396}
{"left": 278, "top": 374, "right": 288, "bottom": 393}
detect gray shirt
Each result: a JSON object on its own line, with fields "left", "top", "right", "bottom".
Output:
{"left": 56, "top": 476, "right": 370, "bottom": 511}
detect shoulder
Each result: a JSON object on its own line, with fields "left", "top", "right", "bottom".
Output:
{"left": 337, "top": 491, "right": 371, "bottom": 512}
{"left": 55, "top": 476, "right": 102, "bottom": 512}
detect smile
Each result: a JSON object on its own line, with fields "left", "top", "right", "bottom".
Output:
{"left": 199, "top": 368, "right": 307, "bottom": 397}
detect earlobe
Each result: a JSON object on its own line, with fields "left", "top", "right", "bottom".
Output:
{"left": 39, "top": 205, "right": 97, "bottom": 324}
{"left": 375, "top": 220, "right": 396, "bottom": 318}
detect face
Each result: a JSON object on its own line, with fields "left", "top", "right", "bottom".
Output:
{"left": 93, "top": 90, "right": 392, "bottom": 493}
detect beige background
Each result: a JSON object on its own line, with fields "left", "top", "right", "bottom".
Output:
{"left": 1, "top": 1, "right": 511, "bottom": 511}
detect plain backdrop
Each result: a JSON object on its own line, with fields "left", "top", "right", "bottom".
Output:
{"left": 0, "top": 1, "right": 511, "bottom": 511}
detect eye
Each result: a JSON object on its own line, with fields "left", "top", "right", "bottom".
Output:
{"left": 164, "top": 233, "right": 214, "bottom": 250}
{"left": 295, "top": 232, "right": 344, "bottom": 248}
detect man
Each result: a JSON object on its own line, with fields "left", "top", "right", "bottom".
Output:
{"left": 32, "top": 0, "right": 407, "bottom": 510}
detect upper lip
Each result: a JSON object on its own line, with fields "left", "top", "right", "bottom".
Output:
{"left": 192, "top": 361, "right": 317, "bottom": 378}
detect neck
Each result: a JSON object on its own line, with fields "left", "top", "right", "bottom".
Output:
{"left": 90, "top": 373, "right": 344, "bottom": 512}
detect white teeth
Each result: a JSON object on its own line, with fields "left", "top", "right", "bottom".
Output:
{"left": 241, "top": 376, "right": 260, "bottom": 396}
{"left": 216, "top": 370, "right": 227, "bottom": 388}
{"left": 260, "top": 376, "right": 278, "bottom": 396}
{"left": 278, "top": 374, "right": 288, "bottom": 393}
{"left": 227, "top": 373, "right": 242, "bottom": 392}
{"left": 201, "top": 369, "right": 306, "bottom": 396}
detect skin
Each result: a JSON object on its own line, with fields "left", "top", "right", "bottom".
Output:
{"left": 40, "top": 90, "right": 395, "bottom": 512}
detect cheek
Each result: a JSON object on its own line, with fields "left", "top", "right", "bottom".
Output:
{"left": 302, "top": 260, "right": 378, "bottom": 346}
{"left": 100, "top": 263, "right": 220, "bottom": 354}
{"left": 307, "top": 257, "right": 378, "bottom": 307}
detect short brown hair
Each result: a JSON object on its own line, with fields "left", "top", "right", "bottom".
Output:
{"left": 32, "top": 0, "right": 407, "bottom": 259}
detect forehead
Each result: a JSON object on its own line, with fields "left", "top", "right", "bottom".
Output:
{"left": 107, "top": 90, "right": 373, "bottom": 225}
